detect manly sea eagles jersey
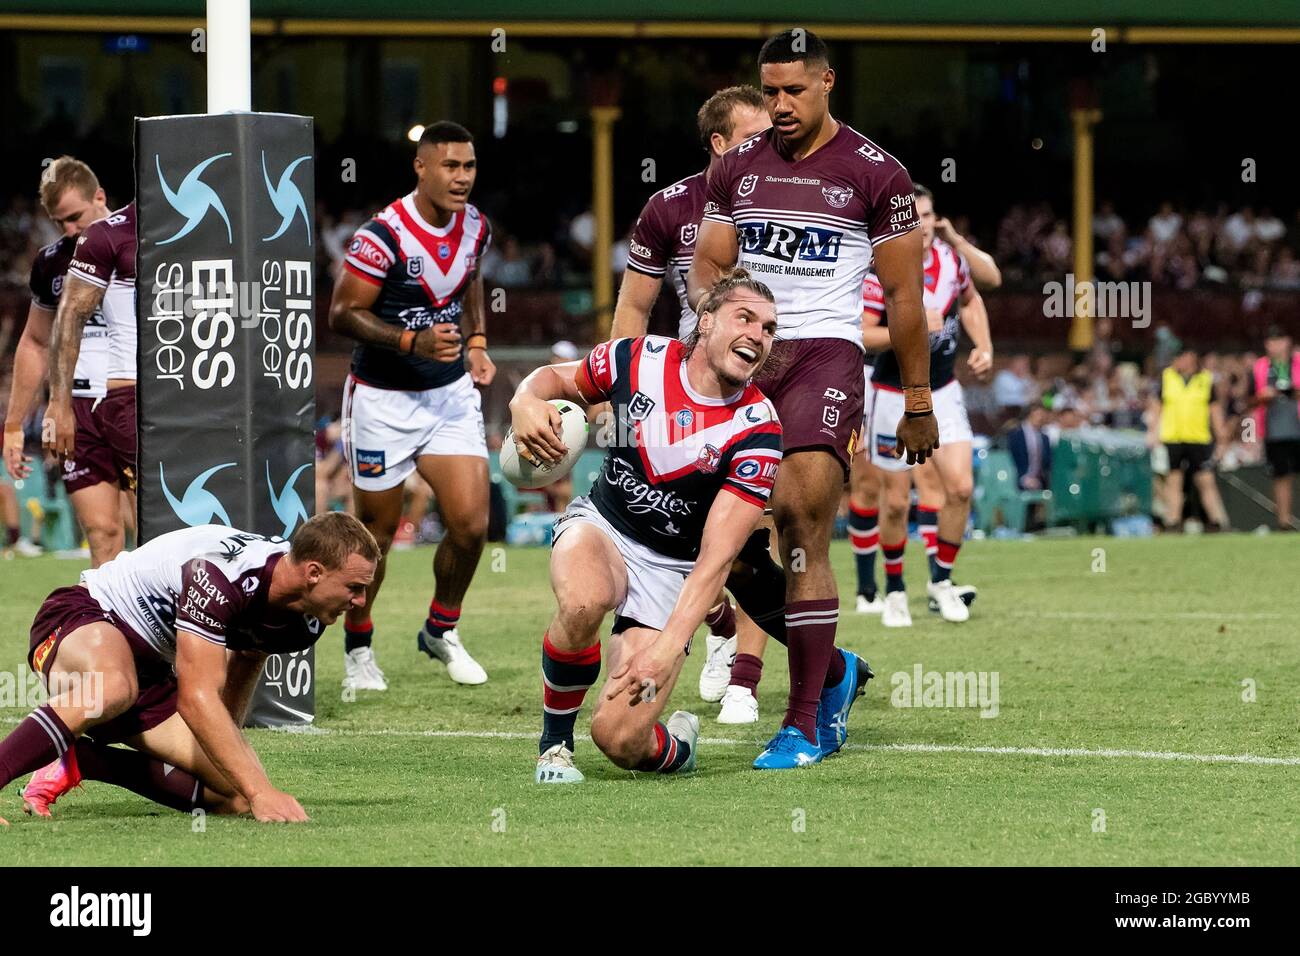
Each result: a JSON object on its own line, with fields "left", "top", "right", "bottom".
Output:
{"left": 574, "top": 335, "right": 782, "bottom": 562}
{"left": 864, "top": 238, "right": 971, "bottom": 390}
{"left": 67, "top": 202, "right": 136, "bottom": 382}
{"left": 29, "top": 236, "right": 109, "bottom": 399}
{"left": 343, "top": 192, "right": 492, "bottom": 391}
{"left": 703, "top": 124, "right": 918, "bottom": 346}
{"left": 626, "top": 171, "right": 708, "bottom": 339}
{"left": 81, "top": 525, "right": 322, "bottom": 665}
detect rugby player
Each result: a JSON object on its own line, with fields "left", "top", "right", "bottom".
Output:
{"left": 610, "top": 84, "right": 775, "bottom": 723}
{"left": 0, "top": 513, "right": 378, "bottom": 824}
{"left": 514, "top": 270, "right": 794, "bottom": 783}
{"left": 4, "top": 158, "right": 128, "bottom": 567}
{"left": 862, "top": 185, "right": 994, "bottom": 626}
{"left": 43, "top": 184, "right": 138, "bottom": 546}
{"left": 329, "top": 121, "right": 495, "bottom": 691}
{"left": 689, "top": 30, "right": 937, "bottom": 768}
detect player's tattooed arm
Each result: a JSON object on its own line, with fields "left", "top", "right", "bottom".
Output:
{"left": 510, "top": 360, "right": 585, "bottom": 464}
{"left": 610, "top": 268, "right": 662, "bottom": 340}
{"left": 45, "top": 275, "right": 103, "bottom": 458}
{"left": 176, "top": 632, "right": 308, "bottom": 822}
{"left": 328, "top": 272, "right": 461, "bottom": 363}
{"left": 609, "top": 491, "right": 765, "bottom": 704}
{"left": 4, "top": 302, "right": 53, "bottom": 479}
{"left": 462, "top": 273, "right": 495, "bottom": 385}
{"left": 686, "top": 220, "right": 739, "bottom": 313}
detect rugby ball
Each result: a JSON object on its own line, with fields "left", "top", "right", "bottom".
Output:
{"left": 499, "top": 400, "right": 589, "bottom": 489}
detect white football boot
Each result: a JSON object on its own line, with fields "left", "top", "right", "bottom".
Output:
{"left": 535, "top": 744, "right": 584, "bottom": 784}
{"left": 664, "top": 711, "right": 700, "bottom": 773}
{"left": 418, "top": 625, "right": 488, "bottom": 685}
{"left": 13, "top": 538, "right": 43, "bottom": 558}
{"left": 343, "top": 645, "right": 388, "bottom": 691}
{"left": 716, "top": 684, "right": 759, "bottom": 724}
{"left": 927, "top": 580, "right": 970, "bottom": 623}
{"left": 881, "top": 590, "right": 913, "bottom": 628}
{"left": 698, "top": 634, "right": 737, "bottom": 702}
{"left": 855, "top": 593, "right": 885, "bottom": 614}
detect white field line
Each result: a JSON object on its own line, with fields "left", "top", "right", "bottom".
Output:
{"left": 269, "top": 725, "right": 1300, "bottom": 766}
{"left": 4, "top": 717, "right": 1296, "bottom": 766}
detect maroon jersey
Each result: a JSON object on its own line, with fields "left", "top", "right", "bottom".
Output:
{"left": 68, "top": 202, "right": 137, "bottom": 381}
{"left": 703, "top": 125, "right": 917, "bottom": 345}
{"left": 29, "top": 236, "right": 110, "bottom": 398}
{"left": 626, "top": 171, "right": 708, "bottom": 338}
{"left": 574, "top": 335, "right": 782, "bottom": 561}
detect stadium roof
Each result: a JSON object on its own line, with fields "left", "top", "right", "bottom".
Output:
{"left": 1, "top": 0, "right": 1299, "bottom": 37}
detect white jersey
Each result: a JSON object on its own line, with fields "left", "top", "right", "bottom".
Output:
{"left": 81, "top": 525, "right": 318, "bottom": 664}
{"left": 68, "top": 202, "right": 137, "bottom": 381}
{"left": 703, "top": 125, "right": 918, "bottom": 346}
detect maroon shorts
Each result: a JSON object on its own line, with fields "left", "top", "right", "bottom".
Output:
{"left": 28, "top": 584, "right": 178, "bottom": 744}
{"left": 754, "top": 338, "right": 865, "bottom": 474}
{"left": 97, "top": 385, "right": 138, "bottom": 492}
{"left": 61, "top": 397, "right": 117, "bottom": 494}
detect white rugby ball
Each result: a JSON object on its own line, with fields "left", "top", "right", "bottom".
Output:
{"left": 500, "top": 399, "right": 589, "bottom": 489}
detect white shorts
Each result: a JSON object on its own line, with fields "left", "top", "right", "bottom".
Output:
{"left": 342, "top": 373, "right": 488, "bottom": 492}
{"left": 868, "top": 379, "right": 972, "bottom": 472}
{"left": 859, "top": 364, "right": 876, "bottom": 445}
{"left": 552, "top": 495, "right": 693, "bottom": 633}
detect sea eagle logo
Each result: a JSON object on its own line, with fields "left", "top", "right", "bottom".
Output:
{"left": 156, "top": 153, "right": 233, "bottom": 245}
{"left": 261, "top": 152, "right": 312, "bottom": 243}
{"left": 160, "top": 461, "right": 236, "bottom": 526}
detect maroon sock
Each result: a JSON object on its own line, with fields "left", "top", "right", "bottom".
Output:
{"left": 704, "top": 600, "right": 736, "bottom": 639}
{"left": 782, "top": 598, "right": 839, "bottom": 742}
{"left": 823, "top": 646, "right": 846, "bottom": 689}
{"left": 5, "top": 526, "right": 18, "bottom": 547}
{"left": 74, "top": 739, "right": 204, "bottom": 812}
{"left": 729, "top": 653, "right": 763, "bottom": 694}
{"left": 0, "top": 705, "right": 74, "bottom": 790}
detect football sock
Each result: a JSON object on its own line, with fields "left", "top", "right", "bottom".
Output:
{"left": 848, "top": 504, "right": 880, "bottom": 599}
{"left": 918, "top": 505, "right": 940, "bottom": 578}
{"left": 934, "top": 538, "right": 961, "bottom": 583}
{"left": 782, "top": 598, "right": 839, "bottom": 743}
{"left": 74, "top": 739, "right": 204, "bottom": 812}
{"left": 5, "top": 526, "right": 17, "bottom": 547}
{"left": 0, "top": 705, "right": 74, "bottom": 791}
{"left": 704, "top": 600, "right": 736, "bottom": 640}
{"left": 823, "top": 646, "right": 846, "bottom": 688}
{"left": 637, "top": 721, "right": 693, "bottom": 774}
{"left": 883, "top": 539, "right": 907, "bottom": 594}
{"left": 729, "top": 653, "right": 763, "bottom": 695}
{"left": 539, "top": 633, "right": 601, "bottom": 754}
{"left": 343, "top": 618, "right": 373, "bottom": 653}
{"left": 426, "top": 599, "right": 460, "bottom": 638}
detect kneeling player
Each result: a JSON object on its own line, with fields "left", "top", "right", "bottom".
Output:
{"left": 511, "top": 270, "right": 781, "bottom": 782}
{"left": 0, "top": 513, "right": 377, "bottom": 824}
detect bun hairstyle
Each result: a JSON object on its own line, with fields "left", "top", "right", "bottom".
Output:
{"left": 685, "top": 267, "right": 777, "bottom": 358}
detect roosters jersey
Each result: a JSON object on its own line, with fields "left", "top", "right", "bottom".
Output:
{"left": 574, "top": 336, "right": 782, "bottom": 562}
{"left": 626, "top": 171, "right": 708, "bottom": 339}
{"left": 67, "top": 202, "right": 136, "bottom": 381}
{"left": 864, "top": 239, "right": 971, "bottom": 389}
{"left": 81, "top": 525, "right": 322, "bottom": 665}
{"left": 29, "top": 236, "right": 109, "bottom": 399}
{"left": 703, "top": 124, "right": 917, "bottom": 346}
{"left": 343, "top": 192, "right": 492, "bottom": 391}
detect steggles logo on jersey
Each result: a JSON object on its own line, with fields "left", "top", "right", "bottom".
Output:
{"left": 260, "top": 152, "right": 312, "bottom": 243}
{"left": 155, "top": 152, "right": 234, "bottom": 245}
{"left": 822, "top": 185, "right": 854, "bottom": 209}
{"left": 604, "top": 456, "right": 696, "bottom": 519}
{"left": 160, "top": 461, "right": 236, "bottom": 527}
{"left": 738, "top": 221, "right": 843, "bottom": 263}
{"left": 738, "top": 174, "right": 759, "bottom": 198}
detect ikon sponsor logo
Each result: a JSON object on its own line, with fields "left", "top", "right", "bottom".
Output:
{"left": 739, "top": 221, "right": 842, "bottom": 263}
{"left": 349, "top": 234, "right": 389, "bottom": 271}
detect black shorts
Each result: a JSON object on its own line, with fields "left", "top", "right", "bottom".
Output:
{"left": 1265, "top": 439, "right": 1300, "bottom": 478}
{"left": 1166, "top": 442, "right": 1213, "bottom": 473}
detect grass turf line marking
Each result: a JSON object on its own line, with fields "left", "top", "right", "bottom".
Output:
{"left": 269, "top": 725, "right": 1300, "bottom": 766}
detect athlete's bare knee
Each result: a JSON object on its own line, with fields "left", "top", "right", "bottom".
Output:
{"left": 590, "top": 713, "right": 645, "bottom": 769}
{"left": 946, "top": 478, "right": 973, "bottom": 505}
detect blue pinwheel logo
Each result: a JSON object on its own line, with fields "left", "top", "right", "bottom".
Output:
{"left": 261, "top": 152, "right": 312, "bottom": 243}
{"left": 267, "top": 461, "right": 312, "bottom": 538}
{"left": 155, "top": 153, "right": 233, "bottom": 245}
{"left": 160, "top": 462, "right": 236, "bottom": 527}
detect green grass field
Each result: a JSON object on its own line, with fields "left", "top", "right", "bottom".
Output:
{"left": 2, "top": 534, "right": 1297, "bottom": 866}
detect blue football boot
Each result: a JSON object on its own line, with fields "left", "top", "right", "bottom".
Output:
{"left": 817, "top": 649, "right": 874, "bottom": 757}
{"left": 753, "top": 725, "right": 823, "bottom": 770}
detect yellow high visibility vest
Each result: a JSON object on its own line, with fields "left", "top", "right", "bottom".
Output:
{"left": 1160, "top": 368, "right": 1213, "bottom": 444}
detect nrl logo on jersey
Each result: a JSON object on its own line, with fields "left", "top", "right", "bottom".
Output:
{"left": 680, "top": 223, "right": 697, "bottom": 245}
{"left": 856, "top": 143, "right": 885, "bottom": 163}
{"left": 406, "top": 257, "right": 425, "bottom": 278}
{"left": 822, "top": 185, "right": 854, "bottom": 209}
{"left": 738, "top": 174, "right": 759, "bottom": 198}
